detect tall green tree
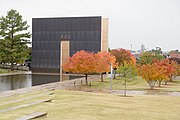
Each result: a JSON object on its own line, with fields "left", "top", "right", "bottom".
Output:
{"left": 0, "top": 9, "right": 31, "bottom": 70}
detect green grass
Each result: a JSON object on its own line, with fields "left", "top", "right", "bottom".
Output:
{"left": 0, "top": 90, "right": 180, "bottom": 120}
{"left": 92, "top": 76, "right": 148, "bottom": 90}
{"left": 0, "top": 68, "right": 10, "bottom": 74}
{"left": 0, "top": 90, "right": 52, "bottom": 110}
{"left": 0, "top": 90, "right": 51, "bottom": 103}
{"left": 0, "top": 76, "right": 179, "bottom": 119}
{"left": 0, "top": 68, "right": 25, "bottom": 74}
{"left": 77, "top": 76, "right": 180, "bottom": 92}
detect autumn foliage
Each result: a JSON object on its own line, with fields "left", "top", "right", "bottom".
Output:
{"left": 63, "top": 49, "right": 179, "bottom": 90}
{"left": 138, "top": 64, "right": 158, "bottom": 89}
{"left": 63, "top": 50, "right": 95, "bottom": 84}
{"left": 110, "top": 48, "right": 136, "bottom": 79}
{"left": 168, "top": 60, "right": 180, "bottom": 81}
{"left": 63, "top": 50, "right": 116, "bottom": 84}
{"left": 138, "top": 58, "right": 179, "bottom": 89}
{"left": 152, "top": 59, "right": 172, "bottom": 86}
{"left": 110, "top": 48, "right": 136, "bottom": 66}
{"left": 94, "top": 51, "right": 116, "bottom": 81}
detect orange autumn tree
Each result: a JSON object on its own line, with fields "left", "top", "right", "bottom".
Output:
{"left": 138, "top": 63, "right": 159, "bottom": 89}
{"left": 62, "top": 57, "right": 75, "bottom": 73}
{"left": 155, "top": 59, "right": 179, "bottom": 85}
{"left": 94, "top": 51, "right": 116, "bottom": 82}
{"left": 138, "top": 59, "right": 178, "bottom": 88}
{"left": 63, "top": 50, "right": 96, "bottom": 85}
{"left": 153, "top": 59, "right": 170, "bottom": 87}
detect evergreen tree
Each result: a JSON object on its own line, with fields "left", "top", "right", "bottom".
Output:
{"left": 0, "top": 9, "right": 31, "bottom": 70}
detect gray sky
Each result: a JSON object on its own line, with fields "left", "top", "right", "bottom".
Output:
{"left": 1, "top": 0, "right": 180, "bottom": 51}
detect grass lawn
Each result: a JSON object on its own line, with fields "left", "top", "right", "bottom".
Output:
{"left": 78, "top": 76, "right": 180, "bottom": 92}
{"left": 0, "top": 68, "right": 11, "bottom": 74}
{"left": 0, "top": 68, "right": 24, "bottom": 75}
{"left": 0, "top": 90, "right": 180, "bottom": 120}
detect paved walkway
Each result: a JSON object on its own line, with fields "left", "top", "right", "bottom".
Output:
{"left": 111, "top": 90, "right": 180, "bottom": 96}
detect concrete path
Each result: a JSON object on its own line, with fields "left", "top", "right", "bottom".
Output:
{"left": 111, "top": 90, "right": 180, "bottom": 96}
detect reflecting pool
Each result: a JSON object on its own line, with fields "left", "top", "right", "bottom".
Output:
{"left": 0, "top": 74, "right": 84, "bottom": 92}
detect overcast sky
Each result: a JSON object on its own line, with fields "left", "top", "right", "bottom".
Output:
{"left": 1, "top": 0, "right": 180, "bottom": 51}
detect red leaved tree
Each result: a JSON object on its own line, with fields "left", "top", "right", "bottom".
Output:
{"left": 155, "top": 59, "right": 179, "bottom": 85}
{"left": 94, "top": 51, "right": 116, "bottom": 82}
{"left": 63, "top": 50, "right": 96, "bottom": 85}
{"left": 111, "top": 48, "right": 136, "bottom": 65}
{"left": 111, "top": 48, "right": 136, "bottom": 78}
{"left": 168, "top": 60, "right": 179, "bottom": 82}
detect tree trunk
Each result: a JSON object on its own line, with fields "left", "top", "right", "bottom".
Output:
{"left": 118, "top": 73, "right": 120, "bottom": 77}
{"left": 165, "top": 81, "right": 168, "bottom": 85}
{"left": 113, "top": 70, "right": 116, "bottom": 79}
{"left": 10, "top": 61, "right": 14, "bottom": 71}
{"left": 123, "top": 73, "right": 125, "bottom": 77}
{"left": 158, "top": 80, "right": 162, "bottom": 87}
{"left": 169, "top": 75, "right": 173, "bottom": 82}
{"left": 150, "top": 84, "right": 154, "bottom": 90}
{"left": 85, "top": 74, "right": 88, "bottom": 85}
{"left": 11, "top": 32, "right": 14, "bottom": 71}
{"left": 124, "top": 80, "right": 127, "bottom": 96}
{"left": 100, "top": 73, "right": 103, "bottom": 82}
{"left": 148, "top": 80, "right": 156, "bottom": 90}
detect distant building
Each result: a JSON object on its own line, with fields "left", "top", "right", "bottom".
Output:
{"left": 140, "top": 44, "right": 146, "bottom": 53}
{"left": 169, "top": 50, "right": 180, "bottom": 59}
{"left": 32, "top": 16, "right": 108, "bottom": 73}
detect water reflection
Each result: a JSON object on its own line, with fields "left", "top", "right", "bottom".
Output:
{"left": 0, "top": 74, "right": 84, "bottom": 92}
{"left": 32, "top": 74, "right": 60, "bottom": 86}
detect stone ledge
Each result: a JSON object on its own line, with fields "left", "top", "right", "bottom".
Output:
{"left": 15, "top": 112, "right": 47, "bottom": 120}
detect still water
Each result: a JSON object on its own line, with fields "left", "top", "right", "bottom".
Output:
{"left": 0, "top": 74, "right": 84, "bottom": 92}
